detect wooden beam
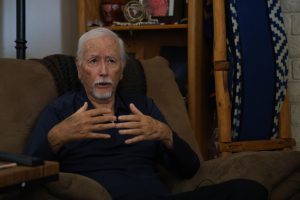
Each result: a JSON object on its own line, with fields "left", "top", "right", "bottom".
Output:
{"left": 279, "top": 91, "right": 292, "bottom": 139}
{"left": 219, "top": 139, "right": 296, "bottom": 153}
{"left": 188, "top": 0, "right": 209, "bottom": 159}
{"left": 215, "top": 70, "right": 232, "bottom": 143}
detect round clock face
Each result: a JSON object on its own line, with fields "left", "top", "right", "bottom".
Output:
{"left": 123, "top": 1, "right": 146, "bottom": 23}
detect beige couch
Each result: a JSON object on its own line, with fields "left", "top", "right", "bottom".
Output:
{"left": 0, "top": 55, "right": 300, "bottom": 200}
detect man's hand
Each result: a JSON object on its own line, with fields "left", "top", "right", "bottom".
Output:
{"left": 48, "top": 102, "right": 116, "bottom": 152}
{"left": 116, "top": 103, "right": 173, "bottom": 149}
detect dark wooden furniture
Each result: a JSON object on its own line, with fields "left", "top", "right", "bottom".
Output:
{"left": 0, "top": 161, "right": 59, "bottom": 192}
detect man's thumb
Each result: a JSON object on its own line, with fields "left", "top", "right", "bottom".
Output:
{"left": 129, "top": 103, "right": 143, "bottom": 115}
{"left": 75, "top": 102, "right": 88, "bottom": 113}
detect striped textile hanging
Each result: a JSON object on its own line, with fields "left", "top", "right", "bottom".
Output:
{"left": 226, "top": 0, "right": 289, "bottom": 140}
{"left": 227, "top": 0, "right": 243, "bottom": 139}
{"left": 266, "top": 0, "right": 289, "bottom": 138}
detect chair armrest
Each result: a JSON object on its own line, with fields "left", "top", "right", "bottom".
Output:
{"left": 270, "top": 169, "right": 300, "bottom": 200}
{"left": 44, "top": 172, "right": 112, "bottom": 200}
{"left": 167, "top": 151, "right": 300, "bottom": 195}
{"left": 0, "top": 172, "right": 111, "bottom": 200}
{"left": 197, "top": 151, "right": 300, "bottom": 190}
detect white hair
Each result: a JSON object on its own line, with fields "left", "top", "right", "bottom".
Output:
{"left": 76, "top": 27, "right": 126, "bottom": 67}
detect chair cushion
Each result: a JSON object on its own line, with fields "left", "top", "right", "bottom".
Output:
{"left": 141, "top": 56, "right": 202, "bottom": 159}
{"left": 44, "top": 172, "right": 112, "bottom": 200}
{"left": 0, "top": 59, "right": 57, "bottom": 154}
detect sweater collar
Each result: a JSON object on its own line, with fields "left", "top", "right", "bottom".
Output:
{"left": 77, "top": 87, "right": 129, "bottom": 116}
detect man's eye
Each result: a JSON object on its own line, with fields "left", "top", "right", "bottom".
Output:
{"left": 88, "top": 58, "right": 98, "bottom": 64}
{"left": 107, "top": 58, "right": 116, "bottom": 64}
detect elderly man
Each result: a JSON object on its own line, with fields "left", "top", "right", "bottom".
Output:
{"left": 25, "top": 28, "right": 267, "bottom": 200}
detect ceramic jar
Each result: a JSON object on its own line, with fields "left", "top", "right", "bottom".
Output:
{"left": 100, "top": 0, "right": 129, "bottom": 26}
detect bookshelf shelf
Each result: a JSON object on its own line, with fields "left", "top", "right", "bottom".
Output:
{"left": 87, "top": 24, "right": 188, "bottom": 31}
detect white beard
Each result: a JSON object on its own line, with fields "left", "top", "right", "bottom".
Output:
{"left": 90, "top": 78, "right": 114, "bottom": 101}
{"left": 92, "top": 89, "right": 112, "bottom": 101}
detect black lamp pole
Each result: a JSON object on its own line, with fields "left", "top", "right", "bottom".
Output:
{"left": 15, "top": 0, "right": 27, "bottom": 59}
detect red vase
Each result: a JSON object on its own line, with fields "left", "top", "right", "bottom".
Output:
{"left": 100, "top": 0, "right": 129, "bottom": 26}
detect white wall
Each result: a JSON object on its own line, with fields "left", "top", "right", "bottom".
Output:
{"left": 0, "top": 0, "right": 78, "bottom": 59}
{"left": 281, "top": 0, "right": 300, "bottom": 151}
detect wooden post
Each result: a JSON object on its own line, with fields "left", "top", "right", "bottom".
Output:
{"left": 215, "top": 70, "right": 232, "bottom": 143}
{"left": 213, "top": 0, "right": 227, "bottom": 62}
{"left": 213, "top": 0, "right": 232, "bottom": 156}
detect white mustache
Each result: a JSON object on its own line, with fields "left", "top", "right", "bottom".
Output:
{"left": 94, "top": 78, "right": 113, "bottom": 85}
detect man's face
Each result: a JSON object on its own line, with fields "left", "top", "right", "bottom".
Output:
{"left": 77, "top": 36, "right": 123, "bottom": 103}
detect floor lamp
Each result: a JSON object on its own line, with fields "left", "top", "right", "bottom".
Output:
{"left": 15, "top": 0, "right": 26, "bottom": 59}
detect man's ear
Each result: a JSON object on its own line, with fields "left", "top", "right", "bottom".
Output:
{"left": 75, "top": 57, "right": 82, "bottom": 80}
{"left": 120, "top": 62, "right": 126, "bottom": 80}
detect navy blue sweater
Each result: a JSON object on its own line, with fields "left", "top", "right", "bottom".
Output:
{"left": 24, "top": 88, "right": 200, "bottom": 199}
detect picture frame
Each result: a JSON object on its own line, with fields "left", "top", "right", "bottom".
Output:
{"left": 143, "top": 0, "right": 184, "bottom": 24}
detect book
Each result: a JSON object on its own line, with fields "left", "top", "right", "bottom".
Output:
{"left": 0, "top": 161, "right": 17, "bottom": 169}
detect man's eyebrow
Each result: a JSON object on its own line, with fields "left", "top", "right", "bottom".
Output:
{"left": 106, "top": 55, "right": 117, "bottom": 59}
{"left": 87, "top": 55, "right": 100, "bottom": 59}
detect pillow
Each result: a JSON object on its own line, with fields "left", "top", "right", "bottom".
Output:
{"left": 32, "top": 54, "right": 81, "bottom": 96}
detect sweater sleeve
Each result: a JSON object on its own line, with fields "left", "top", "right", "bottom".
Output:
{"left": 157, "top": 132, "right": 200, "bottom": 179}
{"left": 146, "top": 98, "right": 200, "bottom": 179}
{"left": 23, "top": 106, "right": 59, "bottom": 160}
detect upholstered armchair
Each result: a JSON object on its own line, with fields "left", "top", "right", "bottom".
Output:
{"left": 0, "top": 55, "right": 299, "bottom": 200}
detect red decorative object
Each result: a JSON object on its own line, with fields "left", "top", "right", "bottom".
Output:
{"left": 145, "top": 0, "right": 169, "bottom": 17}
{"left": 100, "top": 0, "right": 129, "bottom": 26}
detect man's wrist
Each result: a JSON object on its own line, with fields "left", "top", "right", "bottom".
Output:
{"left": 48, "top": 127, "right": 64, "bottom": 153}
{"left": 161, "top": 124, "right": 173, "bottom": 149}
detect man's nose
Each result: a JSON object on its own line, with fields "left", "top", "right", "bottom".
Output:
{"left": 98, "top": 61, "right": 108, "bottom": 76}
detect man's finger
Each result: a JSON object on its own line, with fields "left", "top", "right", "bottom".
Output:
{"left": 74, "top": 102, "right": 88, "bottom": 114}
{"left": 129, "top": 103, "right": 143, "bottom": 115}
{"left": 118, "top": 114, "right": 140, "bottom": 122}
{"left": 73, "top": 132, "right": 111, "bottom": 140}
{"left": 86, "top": 133, "right": 111, "bottom": 139}
{"left": 87, "top": 107, "right": 113, "bottom": 117}
{"left": 118, "top": 128, "right": 141, "bottom": 135}
{"left": 116, "top": 121, "right": 140, "bottom": 129}
{"left": 125, "top": 135, "right": 146, "bottom": 144}
{"left": 90, "top": 115, "right": 117, "bottom": 124}
{"left": 92, "top": 122, "right": 116, "bottom": 131}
